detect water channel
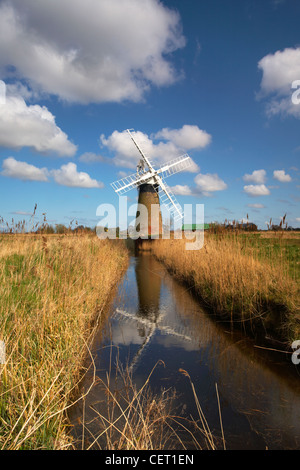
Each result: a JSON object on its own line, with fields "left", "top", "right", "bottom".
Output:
{"left": 70, "top": 254, "right": 300, "bottom": 450}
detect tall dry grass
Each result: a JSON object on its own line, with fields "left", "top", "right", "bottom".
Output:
{"left": 75, "top": 358, "right": 219, "bottom": 451}
{"left": 0, "top": 233, "right": 129, "bottom": 449}
{"left": 145, "top": 234, "right": 300, "bottom": 342}
{"left": 81, "top": 359, "right": 178, "bottom": 450}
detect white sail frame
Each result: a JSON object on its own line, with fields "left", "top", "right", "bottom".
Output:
{"left": 110, "top": 129, "right": 193, "bottom": 221}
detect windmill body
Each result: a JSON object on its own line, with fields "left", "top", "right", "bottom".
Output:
{"left": 111, "top": 129, "right": 193, "bottom": 238}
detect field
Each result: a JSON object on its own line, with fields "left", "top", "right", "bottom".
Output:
{"left": 0, "top": 232, "right": 216, "bottom": 451}
{"left": 0, "top": 233, "right": 129, "bottom": 449}
{"left": 143, "top": 231, "right": 300, "bottom": 343}
{"left": 0, "top": 228, "right": 299, "bottom": 450}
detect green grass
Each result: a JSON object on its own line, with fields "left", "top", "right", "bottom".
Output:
{"left": 248, "top": 236, "right": 300, "bottom": 280}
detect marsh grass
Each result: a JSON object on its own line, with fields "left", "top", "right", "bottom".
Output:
{"left": 75, "top": 357, "right": 219, "bottom": 451}
{"left": 0, "top": 230, "right": 220, "bottom": 451}
{"left": 0, "top": 232, "right": 129, "bottom": 449}
{"left": 82, "top": 360, "right": 178, "bottom": 450}
{"left": 144, "top": 232, "right": 300, "bottom": 342}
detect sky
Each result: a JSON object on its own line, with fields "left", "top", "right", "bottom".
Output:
{"left": 0, "top": 0, "right": 300, "bottom": 231}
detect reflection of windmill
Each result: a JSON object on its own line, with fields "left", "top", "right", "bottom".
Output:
{"left": 111, "top": 129, "right": 193, "bottom": 237}
{"left": 112, "top": 255, "right": 194, "bottom": 372}
{"left": 113, "top": 308, "right": 193, "bottom": 372}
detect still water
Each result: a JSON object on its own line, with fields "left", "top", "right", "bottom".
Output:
{"left": 70, "top": 254, "right": 300, "bottom": 450}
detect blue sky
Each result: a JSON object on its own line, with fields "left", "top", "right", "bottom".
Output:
{"left": 0, "top": 0, "right": 299, "bottom": 230}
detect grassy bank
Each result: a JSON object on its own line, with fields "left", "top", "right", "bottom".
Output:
{"left": 144, "top": 232, "right": 300, "bottom": 343}
{"left": 0, "top": 233, "right": 129, "bottom": 449}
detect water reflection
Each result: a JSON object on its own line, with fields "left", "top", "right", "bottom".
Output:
{"left": 70, "top": 254, "right": 300, "bottom": 450}
{"left": 136, "top": 253, "right": 161, "bottom": 317}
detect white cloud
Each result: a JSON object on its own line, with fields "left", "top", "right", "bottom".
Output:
{"left": 101, "top": 130, "right": 154, "bottom": 168}
{"left": 154, "top": 125, "right": 212, "bottom": 150}
{"left": 6, "top": 82, "right": 41, "bottom": 102}
{"left": 171, "top": 173, "right": 227, "bottom": 198}
{"left": 244, "top": 184, "right": 270, "bottom": 197}
{"left": 101, "top": 127, "right": 208, "bottom": 171}
{"left": 0, "top": 94, "right": 77, "bottom": 156}
{"left": 194, "top": 173, "right": 227, "bottom": 195}
{"left": 273, "top": 170, "right": 292, "bottom": 182}
{"left": 258, "top": 47, "right": 300, "bottom": 118}
{"left": 171, "top": 184, "right": 193, "bottom": 196}
{"left": 258, "top": 48, "right": 300, "bottom": 95}
{"left": 51, "top": 162, "right": 103, "bottom": 188}
{"left": 243, "top": 169, "right": 266, "bottom": 184}
{"left": 1, "top": 158, "right": 103, "bottom": 188}
{"left": 0, "top": 0, "right": 185, "bottom": 104}
{"left": 1, "top": 157, "right": 49, "bottom": 181}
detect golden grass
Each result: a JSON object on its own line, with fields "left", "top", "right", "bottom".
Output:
{"left": 77, "top": 358, "right": 219, "bottom": 451}
{"left": 0, "top": 233, "right": 129, "bottom": 449}
{"left": 82, "top": 360, "right": 177, "bottom": 450}
{"left": 144, "top": 234, "right": 300, "bottom": 342}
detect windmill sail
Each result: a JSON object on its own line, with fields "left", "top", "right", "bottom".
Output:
{"left": 110, "top": 129, "right": 193, "bottom": 222}
{"left": 155, "top": 177, "right": 184, "bottom": 221}
{"left": 111, "top": 152, "right": 192, "bottom": 196}
{"left": 113, "top": 308, "right": 192, "bottom": 372}
{"left": 127, "top": 128, "right": 154, "bottom": 170}
{"left": 111, "top": 170, "right": 152, "bottom": 195}
{"left": 157, "top": 154, "right": 192, "bottom": 179}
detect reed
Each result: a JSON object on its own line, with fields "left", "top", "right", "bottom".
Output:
{"left": 145, "top": 232, "right": 300, "bottom": 343}
{"left": 76, "top": 358, "right": 218, "bottom": 451}
{"left": 0, "top": 233, "right": 129, "bottom": 449}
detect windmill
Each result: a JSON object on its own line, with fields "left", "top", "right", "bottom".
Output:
{"left": 111, "top": 129, "right": 193, "bottom": 237}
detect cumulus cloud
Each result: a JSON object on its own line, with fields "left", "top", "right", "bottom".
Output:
{"left": 0, "top": 0, "right": 185, "bottom": 104}
{"left": 171, "top": 184, "right": 193, "bottom": 196}
{"left": 1, "top": 157, "right": 49, "bottom": 181}
{"left": 244, "top": 184, "right": 270, "bottom": 197}
{"left": 194, "top": 173, "right": 227, "bottom": 195}
{"left": 257, "top": 47, "right": 300, "bottom": 118}
{"left": 172, "top": 172, "right": 227, "bottom": 197}
{"left": 273, "top": 169, "right": 292, "bottom": 182}
{"left": 1, "top": 158, "right": 103, "bottom": 188}
{"left": 101, "top": 126, "right": 210, "bottom": 171}
{"left": 101, "top": 130, "right": 154, "bottom": 168}
{"left": 51, "top": 162, "right": 103, "bottom": 188}
{"left": 243, "top": 169, "right": 266, "bottom": 184}
{"left": 0, "top": 94, "right": 77, "bottom": 156}
{"left": 154, "top": 125, "right": 212, "bottom": 150}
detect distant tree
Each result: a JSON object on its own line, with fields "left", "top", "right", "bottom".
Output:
{"left": 55, "top": 224, "right": 67, "bottom": 234}
{"left": 42, "top": 225, "right": 55, "bottom": 234}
